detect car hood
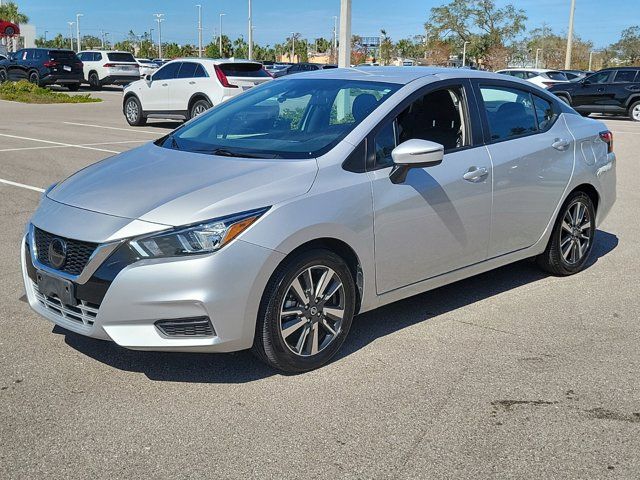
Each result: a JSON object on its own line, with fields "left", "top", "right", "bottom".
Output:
{"left": 48, "top": 142, "right": 318, "bottom": 226}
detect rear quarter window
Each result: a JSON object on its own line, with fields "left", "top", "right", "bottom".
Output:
{"left": 614, "top": 70, "right": 639, "bottom": 83}
{"left": 219, "top": 63, "right": 269, "bottom": 78}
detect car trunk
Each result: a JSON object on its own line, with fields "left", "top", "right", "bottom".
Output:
{"left": 104, "top": 52, "right": 140, "bottom": 76}
{"left": 48, "top": 50, "right": 83, "bottom": 77}
{"left": 218, "top": 63, "right": 272, "bottom": 91}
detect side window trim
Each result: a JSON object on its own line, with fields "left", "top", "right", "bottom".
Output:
{"left": 365, "top": 79, "right": 481, "bottom": 172}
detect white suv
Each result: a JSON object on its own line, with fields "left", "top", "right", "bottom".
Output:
{"left": 122, "top": 58, "right": 272, "bottom": 126}
{"left": 496, "top": 68, "right": 570, "bottom": 89}
{"left": 77, "top": 50, "right": 140, "bottom": 89}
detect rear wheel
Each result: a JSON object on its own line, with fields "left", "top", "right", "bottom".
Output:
{"left": 629, "top": 101, "right": 640, "bottom": 122}
{"left": 536, "top": 191, "right": 596, "bottom": 276}
{"left": 0, "top": 69, "right": 7, "bottom": 83}
{"left": 252, "top": 249, "right": 356, "bottom": 373}
{"left": 88, "top": 71, "right": 101, "bottom": 90}
{"left": 28, "top": 70, "right": 40, "bottom": 86}
{"left": 124, "top": 96, "right": 146, "bottom": 126}
{"left": 189, "top": 98, "right": 212, "bottom": 119}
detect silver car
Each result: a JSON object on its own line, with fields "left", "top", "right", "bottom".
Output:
{"left": 22, "top": 68, "right": 617, "bottom": 372}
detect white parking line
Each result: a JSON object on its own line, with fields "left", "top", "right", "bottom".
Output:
{"left": 0, "top": 133, "right": 121, "bottom": 154}
{"left": 63, "top": 121, "right": 167, "bottom": 135}
{"left": 0, "top": 178, "right": 44, "bottom": 193}
{"left": 0, "top": 140, "right": 147, "bottom": 153}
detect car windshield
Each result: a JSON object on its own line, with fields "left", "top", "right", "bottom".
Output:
{"left": 161, "top": 78, "right": 401, "bottom": 159}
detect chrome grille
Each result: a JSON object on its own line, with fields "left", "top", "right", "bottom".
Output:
{"left": 32, "top": 281, "right": 99, "bottom": 327}
{"left": 34, "top": 228, "right": 98, "bottom": 276}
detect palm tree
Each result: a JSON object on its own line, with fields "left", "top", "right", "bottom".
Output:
{"left": 0, "top": 2, "right": 29, "bottom": 52}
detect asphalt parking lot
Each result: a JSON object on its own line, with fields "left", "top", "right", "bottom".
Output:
{"left": 1, "top": 90, "right": 639, "bottom": 479}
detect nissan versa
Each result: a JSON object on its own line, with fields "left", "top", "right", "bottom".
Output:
{"left": 22, "top": 68, "right": 616, "bottom": 372}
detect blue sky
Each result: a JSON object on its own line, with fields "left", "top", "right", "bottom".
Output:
{"left": 18, "top": 0, "right": 635, "bottom": 48}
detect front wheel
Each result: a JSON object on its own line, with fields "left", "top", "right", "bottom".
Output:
{"left": 189, "top": 98, "right": 212, "bottom": 119}
{"left": 252, "top": 249, "right": 356, "bottom": 373}
{"left": 0, "top": 69, "right": 7, "bottom": 83}
{"left": 124, "top": 96, "right": 146, "bottom": 126}
{"left": 28, "top": 71, "right": 40, "bottom": 86}
{"left": 629, "top": 101, "right": 640, "bottom": 122}
{"left": 536, "top": 191, "right": 596, "bottom": 276}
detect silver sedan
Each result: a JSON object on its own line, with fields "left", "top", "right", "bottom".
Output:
{"left": 22, "top": 67, "right": 616, "bottom": 372}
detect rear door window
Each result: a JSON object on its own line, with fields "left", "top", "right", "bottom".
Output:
{"left": 613, "top": 70, "right": 639, "bottom": 83}
{"left": 479, "top": 86, "right": 538, "bottom": 141}
{"left": 107, "top": 52, "right": 136, "bottom": 63}
{"left": 193, "top": 63, "right": 208, "bottom": 77}
{"left": 532, "top": 95, "right": 557, "bottom": 131}
{"left": 586, "top": 71, "right": 612, "bottom": 84}
{"left": 219, "top": 63, "right": 269, "bottom": 78}
{"left": 177, "top": 62, "right": 198, "bottom": 78}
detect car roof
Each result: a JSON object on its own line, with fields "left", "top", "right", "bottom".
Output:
{"left": 285, "top": 66, "right": 509, "bottom": 85}
{"left": 162, "top": 57, "right": 262, "bottom": 66}
{"left": 79, "top": 50, "right": 133, "bottom": 54}
{"left": 498, "top": 68, "right": 562, "bottom": 73}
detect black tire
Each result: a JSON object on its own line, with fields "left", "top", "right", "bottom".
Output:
{"left": 628, "top": 101, "right": 640, "bottom": 122}
{"left": 88, "top": 71, "right": 101, "bottom": 90}
{"left": 0, "top": 68, "right": 7, "bottom": 83}
{"left": 28, "top": 70, "right": 40, "bottom": 86}
{"left": 252, "top": 249, "right": 356, "bottom": 373}
{"left": 536, "top": 191, "right": 596, "bottom": 276}
{"left": 123, "top": 96, "right": 146, "bottom": 126}
{"left": 67, "top": 83, "right": 80, "bottom": 92}
{"left": 189, "top": 98, "right": 212, "bottom": 119}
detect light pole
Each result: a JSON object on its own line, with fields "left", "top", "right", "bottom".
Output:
{"left": 589, "top": 50, "right": 597, "bottom": 71}
{"left": 565, "top": 0, "right": 576, "bottom": 69}
{"left": 104, "top": 32, "right": 109, "bottom": 49}
{"left": 196, "top": 5, "right": 203, "bottom": 58}
{"left": 333, "top": 15, "right": 338, "bottom": 63}
{"left": 76, "top": 13, "right": 83, "bottom": 53}
{"left": 154, "top": 13, "right": 165, "bottom": 58}
{"left": 535, "top": 48, "right": 543, "bottom": 68}
{"left": 100, "top": 29, "right": 105, "bottom": 49}
{"left": 219, "top": 13, "right": 226, "bottom": 57}
{"left": 290, "top": 32, "right": 296, "bottom": 62}
{"left": 44, "top": 30, "right": 48, "bottom": 43}
{"left": 67, "top": 22, "right": 74, "bottom": 50}
{"left": 462, "top": 41, "right": 470, "bottom": 67}
{"left": 338, "top": 0, "right": 351, "bottom": 68}
{"left": 248, "top": 0, "right": 253, "bottom": 60}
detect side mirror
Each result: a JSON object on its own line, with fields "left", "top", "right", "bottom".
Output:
{"left": 389, "top": 139, "right": 444, "bottom": 184}
{"left": 145, "top": 74, "right": 152, "bottom": 82}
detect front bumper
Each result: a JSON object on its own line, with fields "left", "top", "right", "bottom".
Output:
{"left": 22, "top": 230, "right": 285, "bottom": 353}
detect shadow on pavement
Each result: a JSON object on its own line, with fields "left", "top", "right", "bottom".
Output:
{"left": 54, "top": 230, "right": 618, "bottom": 384}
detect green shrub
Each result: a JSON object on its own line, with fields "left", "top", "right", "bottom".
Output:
{"left": 0, "top": 80, "right": 101, "bottom": 104}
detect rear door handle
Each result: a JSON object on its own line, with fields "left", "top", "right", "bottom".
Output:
{"left": 552, "top": 138, "right": 571, "bottom": 151}
{"left": 162, "top": 83, "right": 168, "bottom": 87}
{"left": 189, "top": 81, "right": 196, "bottom": 85}
{"left": 463, "top": 166, "right": 489, "bottom": 183}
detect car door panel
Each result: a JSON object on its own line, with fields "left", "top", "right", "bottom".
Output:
{"left": 572, "top": 71, "right": 613, "bottom": 111}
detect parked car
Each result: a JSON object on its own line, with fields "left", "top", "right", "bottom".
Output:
{"left": 560, "top": 69, "right": 593, "bottom": 82}
{"left": 496, "top": 68, "right": 569, "bottom": 89}
{"left": 135, "top": 58, "right": 158, "bottom": 77}
{"left": 0, "top": 48, "right": 83, "bottom": 90}
{"left": 0, "top": 20, "right": 19, "bottom": 37}
{"left": 152, "top": 58, "right": 170, "bottom": 67}
{"left": 276, "top": 62, "right": 338, "bottom": 77}
{"left": 122, "top": 58, "right": 272, "bottom": 125}
{"left": 77, "top": 50, "right": 140, "bottom": 89}
{"left": 22, "top": 68, "right": 616, "bottom": 372}
{"left": 548, "top": 67, "right": 640, "bottom": 121}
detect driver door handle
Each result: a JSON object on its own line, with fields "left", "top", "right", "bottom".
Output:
{"left": 552, "top": 138, "right": 571, "bottom": 151}
{"left": 463, "top": 166, "right": 489, "bottom": 183}
{"left": 162, "top": 83, "right": 168, "bottom": 86}
{"left": 189, "top": 81, "right": 196, "bottom": 85}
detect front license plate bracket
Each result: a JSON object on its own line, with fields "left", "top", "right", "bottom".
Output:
{"left": 36, "top": 270, "right": 77, "bottom": 306}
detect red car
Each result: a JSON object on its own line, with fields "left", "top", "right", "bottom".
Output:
{"left": 0, "top": 20, "right": 20, "bottom": 37}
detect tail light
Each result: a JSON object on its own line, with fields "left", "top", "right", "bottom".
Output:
{"left": 43, "top": 60, "right": 59, "bottom": 68}
{"left": 75, "top": 62, "right": 83, "bottom": 68}
{"left": 599, "top": 131, "right": 613, "bottom": 153}
{"left": 103, "top": 63, "right": 116, "bottom": 67}
{"left": 214, "top": 65, "right": 238, "bottom": 88}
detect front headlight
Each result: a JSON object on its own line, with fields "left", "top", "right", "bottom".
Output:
{"left": 128, "top": 207, "right": 269, "bottom": 259}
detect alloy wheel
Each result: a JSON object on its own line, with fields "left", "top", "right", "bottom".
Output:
{"left": 193, "top": 103, "right": 208, "bottom": 116}
{"left": 559, "top": 200, "right": 592, "bottom": 265}
{"left": 125, "top": 100, "right": 139, "bottom": 123}
{"left": 279, "top": 265, "right": 345, "bottom": 357}
{"left": 633, "top": 104, "right": 640, "bottom": 122}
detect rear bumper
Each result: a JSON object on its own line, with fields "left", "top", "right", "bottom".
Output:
{"left": 41, "top": 73, "right": 82, "bottom": 85}
{"left": 100, "top": 75, "right": 139, "bottom": 86}
{"left": 595, "top": 152, "right": 617, "bottom": 226}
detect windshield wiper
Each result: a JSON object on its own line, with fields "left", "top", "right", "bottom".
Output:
{"left": 194, "top": 148, "right": 276, "bottom": 159}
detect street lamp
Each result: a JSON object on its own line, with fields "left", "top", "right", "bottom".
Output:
{"left": 338, "top": 0, "right": 351, "bottom": 68}
{"left": 67, "top": 22, "right": 75, "bottom": 50}
{"left": 535, "top": 48, "right": 543, "bottom": 68}
{"left": 76, "top": 13, "right": 83, "bottom": 53}
{"left": 196, "top": 5, "right": 203, "bottom": 58}
{"left": 219, "top": 13, "right": 226, "bottom": 57}
{"left": 153, "top": 13, "right": 165, "bottom": 58}
{"left": 333, "top": 16, "right": 338, "bottom": 63}
{"left": 290, "top": 32, "right": 296, "bottom": 63}
{"left": 462, "top": 41, "right": 470, "bottom": 67}
{"left": 44, "top": 30, "right": 48, "bottom": 43}
{"left": 589, "top": 50, "right": 598, "bottom": 71}
{"left": 248, "top": 0, "right": 253, "bottom": 60}
{"left": 565, "top": 0, "right": 576, "bottom": 69}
